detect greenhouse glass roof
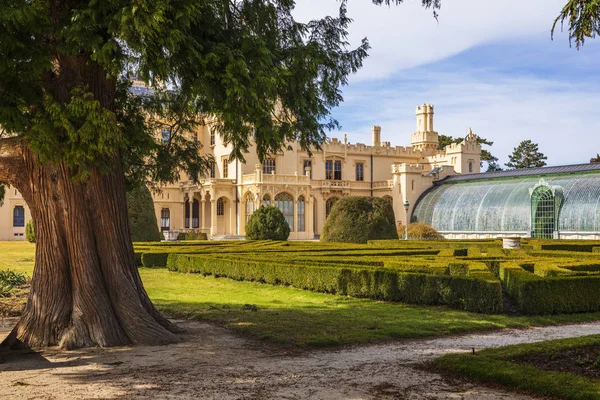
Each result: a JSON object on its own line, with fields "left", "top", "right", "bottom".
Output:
{"left": 412, "top": 165, "right": 600, "bottom": 233}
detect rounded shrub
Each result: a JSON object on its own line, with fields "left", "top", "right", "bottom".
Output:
{"left": 407, "top": 222, "right": 444, "bottom": 240}
{"left": 245, "top": 206, "right": 290, "bottom": 240}
{"left": 321, "top": 196, "right": 398, "bottom": 243}
{"left": 26, "top": 220, "right": 35, "bottom": 243}
{"left": 127, "top": 185, "right": 162, "bottom": 242}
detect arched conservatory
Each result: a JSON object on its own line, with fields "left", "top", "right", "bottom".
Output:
{"left": 412, "top": 164, "right": 600, "bottom": 239}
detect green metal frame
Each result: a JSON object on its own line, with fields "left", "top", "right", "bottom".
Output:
{"left": 529, "top": 179, "right": 564, "bottom": 238}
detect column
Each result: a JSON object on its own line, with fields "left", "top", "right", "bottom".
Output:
{"left": 230, "top": 199, "right": 235, "bottom": 235}
{"left": 293, "top": 199, "right": 298, "bottom": 239}
{"left": 308, "top": 197, "right": 314, "bottom": 239}
{"left": 187, "top": 194, "right": 193, "bottom": 229}
{"left": 210, "top": 199, "right": 217, "bottom": 236}
{"left": 201, "top": 198, "right": 206, "bottom": 231}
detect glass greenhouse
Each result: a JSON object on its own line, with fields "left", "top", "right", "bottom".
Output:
{"left": 412, "top": 164, "right": 600, "bottom": 238}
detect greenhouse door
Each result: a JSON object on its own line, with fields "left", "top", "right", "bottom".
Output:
{"left": 531, "top": 187, "right": 555, "bottom": 239}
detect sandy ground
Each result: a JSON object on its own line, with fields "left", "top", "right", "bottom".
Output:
{"left": 1, "top": 319, "right": 600, "bottom": 400}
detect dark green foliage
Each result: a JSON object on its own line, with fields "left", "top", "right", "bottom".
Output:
{"left": 245, "top": 206, "right": 290, "bottom": 241}
{"left": 177, "top": 232, "right": 208, "bottom": 241}
{"left": 126, "top": 185, "right": 161, "bottom": 242}
{"left": 25, "top": 220, "right": 35, "bottom": 243}
{"left": 141, "top": 253, "right": 169, "bottom": 268}
{"left": 505, "top": 140, "right": 548, "bottom": 169}
{"left": 553, "top": 0, "right": 600, "bottom": 48}
{"left": 407, "top": 222, "right": 444, "bottom": 240}
{"left": 321, "top": 196, "right": 398, "bottom": 243}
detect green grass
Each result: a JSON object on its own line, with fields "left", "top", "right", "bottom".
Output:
{"left": 0, "top": 241, "right": 35, "bottom": 276}
{"left": 4, "top": 241, "right": 600, "bottom": 348}
{"left": 434, "top": 335, "right": 600, "bottom": 400}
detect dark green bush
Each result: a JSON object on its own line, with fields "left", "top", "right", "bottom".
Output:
{"left": 0, "top": 270, "right": 27, "bottom": 286}
{"left": 321, "top": 196, "right": 398, "bottom": 244}
{"left": 141, "top": 253, "right": 169, "bottom": 268}
{"left": 25, "top": 220, "right": 35, "bottom": 243}
{"left": 245, "top": 206, "right": 290, "bottom": 240}
{"left": 127, "top": 185, "right": 162, "bottom": 242}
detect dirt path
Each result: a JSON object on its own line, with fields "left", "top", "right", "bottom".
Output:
{"left": 1, "top": 319, "right": 600, "bottom": 400}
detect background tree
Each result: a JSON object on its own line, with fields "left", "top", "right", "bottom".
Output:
{"left": 591, "top": 154, "right": 600, "bottom": 163}
{"left": 126, "top": 186, "right": 162, "bottom": 242}
{"left": 505, "top": 140, "right": 548, "bottom": 169}
{"left": 0, "top": 0, "right": 444, "bottom": 349}
{"left": 245, "top": 206, "right": 291, "bottom": 241}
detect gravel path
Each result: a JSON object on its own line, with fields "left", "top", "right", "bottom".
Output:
{"left": 1, "top": 319, "right": 599, "bottom": 399}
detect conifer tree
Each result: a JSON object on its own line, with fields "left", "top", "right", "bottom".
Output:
{"left": 505, "top": 140, "right": 548, "bottom": 169}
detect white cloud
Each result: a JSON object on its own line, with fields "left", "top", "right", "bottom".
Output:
{"left": 293, "top": 0, "right": 569, "bottom": 81}
{"left": 334, "top": 70, "right": 600, "bottom": 166}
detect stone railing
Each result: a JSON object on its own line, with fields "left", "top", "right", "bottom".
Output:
{"left": 242, "top": 173, "right": 310, "bottom": 185}
{"left": 372, "top": 180, "right": 393, "bottom": 189}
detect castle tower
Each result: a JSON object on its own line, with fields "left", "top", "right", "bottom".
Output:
{"left": 411, "top": 104, "right": 438, "bottom": 155}
{"left": 372, "top": 125, "right": 381, "bottom": 147}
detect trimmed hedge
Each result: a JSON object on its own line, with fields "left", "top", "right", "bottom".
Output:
{"left": 167, "top": 254, "right": 503, "bottom": 313}
{"left": 141, "top": 253, "right": 169, "bottom": 268}
{"left": 499, "top": 262, "right": 600, "bottom": 314}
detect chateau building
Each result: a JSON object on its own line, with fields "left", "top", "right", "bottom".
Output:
{"left": 0, "top": 104, "right": 483, "bottom": 240}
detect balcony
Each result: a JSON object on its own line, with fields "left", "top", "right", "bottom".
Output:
{"left": 241, "top": 173, "right": 310, "bottom": 185}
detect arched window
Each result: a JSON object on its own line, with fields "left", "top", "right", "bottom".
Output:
{"left": 468, "top": 161, "right": 473, "bottom": 173}
{"left": 160, "top": 208, "right": 170, "bottom": 231}
{"left": 275, "top": 192, "right": 294, "bottom": 231}
{"left": 13, "top": 206, "right": 25, "bottom": 227}
{"left": 262, "top": 194, "right": 271, "bottom": 207}
{"left": 245, "top": 193, "right": 255, "bottom": 222}
{"left": 262, "top": 158, "right": 276, "bottom": 174}
{"left": 297, "top": 196, "right": 305, "bottom": 232}
{"left": 325, "top": 197, "right": 339, "bottom": 219}
{"left": 192, "top": 199, "right": 200, "bottom": 228}
{"left": 217, "top": 198, "right": 225, "bottom": 216}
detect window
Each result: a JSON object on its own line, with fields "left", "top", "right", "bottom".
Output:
{"left": 468, "top": 161, "right": 473, "bottom": 173}
{"left": 326, "top": 160, "right": 342, "bottom": 180}
{"left": 325, "top": 197, "right": 339, "bottom": 219}
{"left": 210, "top": 129, "right": 216, "bottom": 146}
{"left": 192, "top": 199, "right": 199, "bottom": 228}
{"left": 193, "top": 132, "right": 198, "bottom": 145}
{"left": 209, "top": 161, "right": 216, "bottom": 178}
{"left": 185, "top": 200, "right": 190, "bottom": 228}
{"left": 297, "top": 196, "right": 305, "bottom": 232}
{"left": 412, "top": 180, "right": 415, "bottom": 191}
{"left": 275, "top": 193, "right": 294, "bottom": 231}
{"left": 334, "top": 160, "right": 342, "bottom": 180}
{"left": 262, "top": 194, "right": 271, "bottom": 207}
{"left": 13, "top": 206, "right": 25, "bottom": 227}
{"left": 160, "top": 208, "right": 170, "bottom": 231}
{"left": 355, "top": 163, "right": 364, "bottom": 181}
{"left": 217, "top": 198, "right": 225, "bottom": 216}
{"left": 303, "top": 160, "right": 312, "bottom": 179}
{"left": 223, "top": 158, "right": 229, "bottom": 178}
{"left": 262, "top": 158, "right": 276, "bottom": 174}
{"left": 245, "top": 194, "right": 255, "bottom": 222}
{"left": 161, "top": 129, "right": 171, "bottom": 144}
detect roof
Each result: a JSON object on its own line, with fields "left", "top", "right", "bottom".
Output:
{"left": 437, "top": 163, "right": 600, "bottom": 183}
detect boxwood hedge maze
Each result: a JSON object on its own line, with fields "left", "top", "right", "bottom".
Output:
{"left": 134, "top": 239, "right": 600, "bottom": 315}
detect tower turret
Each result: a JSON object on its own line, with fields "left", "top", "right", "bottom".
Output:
{"left": 411, "top": 104, "right": 438, "bottom": 155}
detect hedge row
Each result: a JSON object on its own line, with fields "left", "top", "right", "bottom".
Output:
{"left": 167, "top": 254, "right": 503, "bottom": 313}
{"left": 498, "top": 262, "right": 600, "bottom": 314}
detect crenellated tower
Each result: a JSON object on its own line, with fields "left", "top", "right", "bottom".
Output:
{"left": 410, "top": 104, "right": 438, "bottom": 155}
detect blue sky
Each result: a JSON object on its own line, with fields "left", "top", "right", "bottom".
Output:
{"left": 294, "top": 0, "right": 600, "bottom": 167}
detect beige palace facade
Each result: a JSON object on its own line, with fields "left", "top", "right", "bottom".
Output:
{"left": 0, "top": 104, "right": 481, "bottom": 240}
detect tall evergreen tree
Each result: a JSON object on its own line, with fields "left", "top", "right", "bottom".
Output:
{"left": 0, "top": 0, "right": 440, "bottom": 349}
{"left": 505, "top": 140, "right": 548, "bottom": 169}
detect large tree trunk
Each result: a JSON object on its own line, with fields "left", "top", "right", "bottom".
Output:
{"left": 1, "top": 143, "right": 180, "bottom": 349}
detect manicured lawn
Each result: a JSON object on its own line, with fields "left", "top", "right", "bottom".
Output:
{"left": 434, "top": 335, "right": 600, "bottom": 400}
{"left": 3, "top": 241, "right": 600, "bottom": 347}
{"left": 0, "top": 241, "right": 35, "bottom": 276}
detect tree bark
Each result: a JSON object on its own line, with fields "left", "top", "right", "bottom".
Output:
{"left": 1, "top": 141, "right": 181, "bottom": 349}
